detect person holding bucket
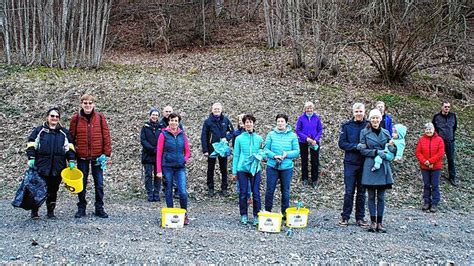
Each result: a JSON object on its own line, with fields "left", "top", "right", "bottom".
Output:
{"left": 232, "top": 114, "right": 263, "bottom": 226}
{"left": 156, "top": 113, "right": 191, "bottom": 225}
{"left": 264, "top": 114, "right": 300, "bottom": 218}
{"left": 70, "top": 94, "right": 112, "bottom": 219}
{"left": 26, "top": 107, "right": 76, "bottom": 219}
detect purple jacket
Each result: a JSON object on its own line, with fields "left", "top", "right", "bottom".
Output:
{"left": 295, "top": 113, "right": 323, "bottom": 143}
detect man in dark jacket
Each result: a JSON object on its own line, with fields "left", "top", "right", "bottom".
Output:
{"left": 140, "top": 107, "right": 161, "bottom": 202}
{"left": 201, "top": 103, "right": 234, "bottom": 197}
{"left": 338, "top": 103, "right": 369, "bottom": 228}
{"left": 432, "top": 101, "right": 458, "bottom": 186}
{"left": 70, "top": 94, "right": 112, "bottom": 218}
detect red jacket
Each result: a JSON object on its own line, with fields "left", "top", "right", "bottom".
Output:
{"left": 70, "top": 109, "right": 112, "bottom": 159}
{"left": 415, "top": 132, "right": 445, "bottom": 170}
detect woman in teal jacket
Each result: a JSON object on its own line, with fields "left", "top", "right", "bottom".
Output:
{"left": 232, "top": 114, "right": 263, "bottom": 226}
{"left": 264, "top": 114, "right": 300, "bottom": 217}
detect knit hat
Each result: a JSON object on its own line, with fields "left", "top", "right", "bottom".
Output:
{"left": 47, "top": 107, "right": 61, "bottom": 117}
{"left": 424, "top": 122, "right": 434, "bottom": 129}
{"left": 149, "top": 107, "right": 159, "bottom": 116}
{"left": 368, "top": 109, "right": 382, "bottom": 119}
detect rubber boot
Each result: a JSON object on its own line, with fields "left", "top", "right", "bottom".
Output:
{"left": 47, "top": 202, "right": 56, "bottom": 219}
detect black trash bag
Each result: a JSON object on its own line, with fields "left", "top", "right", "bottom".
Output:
{"left": 12, "top": 168, "right": 47, "bottom": 210}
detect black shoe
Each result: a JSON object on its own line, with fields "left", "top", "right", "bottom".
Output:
{"left": 147, "top": 195, "right": 154, "bottom": 202}
{"left": 356, "top": 219, "right": 369, "bottom": 228}
{"left": 47, "top": 210, "right": 56, "bottom": 219}
{"left": 31, "top": 209, "right": 40, "bottom": 219}
{"left": 449, "top": 178, "right": 458, "bottom": 187}
{"left": 94, "top": 210, "right": 109, "bottom": 218}
{"left": 422, "top": 203, "right": 430, "bottom": 211}
{"left": 303, "top": 180, "right": 309, "bottom": 186}
{"left": 338, "top": 218, "right": 349, "bottom": 227}
{"left": 376, "top": 223, "right": 387, "bottom": 233}
{"left": 75, "top": 209, "right": 86, "bottom": 218}
{"left": 220, "top": 190, "right": 229, "bottom": 197}
{"left": 47, "top": 203, "right": 56, "bottom": 219}
{"left": 208, "top": 188, "right": 215, "bottom": 197}
{"left": 430, "top": 205, "right": 438, "bottom": 213}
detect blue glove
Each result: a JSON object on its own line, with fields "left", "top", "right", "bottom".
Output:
{"left": 96, "top": 154, "right": 107, "bottom": 171}
{"left": 69, "top": 160, "right": 76, "bottom": 169}
{"left": 27, "top": 159, "right": 35, "bottom": 168}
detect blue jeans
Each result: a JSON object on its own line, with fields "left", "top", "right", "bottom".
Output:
{"left": 265, "top": 166, "right": 293, "bottom": 215}
{"left": 162, "top": 167, "right": 188, "bottom": 210}
{"left": 77, "top": 158, "right": 105, "bottom": 211}
{"left": 341, "top": 164, "right": 366, "bottom": 221}
{"left": 144, "top": 164, "right": 160, "bottom": 199}
{"left": 237, "top": 171, "right": 261, "bottom": 217}
{"left": 236, "top": 179, "right": 252, "bottom": 198}
{"left": 367, "top": 188, "right": 385, "bottom": 223}
{"left": 422, "top": 170, "right": 441, "bottom": 205}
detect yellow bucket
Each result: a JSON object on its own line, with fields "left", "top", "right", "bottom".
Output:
{"left": 161, "top": 208, "right": 186, "bottom": 228}
{"left": 257, "top": 212, "right": 282, "bottom": 233}
{"left": 61, "top": 168, "right": 84, "bottom": 194}
{"left": 285, "top": 207, "right": 310, "bottom": 228}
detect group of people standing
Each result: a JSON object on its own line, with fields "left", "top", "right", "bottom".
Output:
{"left": 25, "top": 93, "right": 459, "bottom": 233}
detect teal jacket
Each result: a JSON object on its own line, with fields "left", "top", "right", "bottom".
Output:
{"left": 232, "top": 131, "right": 264, "bottom": 175}
{"left": 264, "top": 125, "right": 300, "bottom": 170}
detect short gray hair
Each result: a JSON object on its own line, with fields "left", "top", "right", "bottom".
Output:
{"left": 424, "top": 122, "right": 434, "bottom": 129}
{"left": 304, "top": 101, "right": 314, "bottom": 109}
{"left": 352, "top": 102, "right": 365, "bottom": 111}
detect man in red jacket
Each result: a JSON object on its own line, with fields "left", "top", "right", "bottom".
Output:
{"left": 70, "top": 94, "right": 112, "bottom": 218}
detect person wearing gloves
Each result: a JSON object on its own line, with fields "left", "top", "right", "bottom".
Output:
{"left": 295, "top": 101, "right": 323, "bottom": 187}
{"left": 69, "top": 94, "right": 112, "bottom": 219}
{"left": 359, "top": 109, "right": 396, "bottom": 233}
{"left": 371, "top": 124, "right": 407, "bottom": 171}
{"left": 415, "top": 122, "right": 445, "bottom": 212}
{"left": 201, "top": 103, "right": 234, "bottom": 197}
{"left": 26, "top": 108, "right": 76, "bottom": 219}
{"left": 140, "top": 107, "right": 161, "bottom": 202}
{"left": 264, "top": 114, "right": 300, "bottom": 218}
{"left": 232, "top": 114, "right": 263, "bottom": 226}
{"left": 156, "top": 113, "right": 191, "bottom": 225}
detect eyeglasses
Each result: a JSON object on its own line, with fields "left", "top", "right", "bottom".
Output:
{"left": 443, "top": 106, "right": 450, "bottom": 109}
{"left": 49, "top": 115, "right": 60, "bottom": 118}
{"left": 82, "top": 101, "right": 94, "bottom": 105}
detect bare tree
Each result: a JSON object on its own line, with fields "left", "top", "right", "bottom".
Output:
{"left": 263, "top": 0, "right": 285, "bottom": 48}
{"left": 357, "top": 0, "right": 472, "bottom": 82}
{"left": 3, "top": 0, "right": 113, "bottom": 68}
{"left": 287, "top": 0, "right": 304, "bottom": 67}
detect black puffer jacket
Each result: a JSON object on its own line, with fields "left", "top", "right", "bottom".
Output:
{"left": 26, "top": 123, "right": 76, "bottom": 177}
{"left": 140, "top": 121, "right": 161, "bottom": 164}
{"left": 200, "top": 114, "right": 234, "bottom": 154}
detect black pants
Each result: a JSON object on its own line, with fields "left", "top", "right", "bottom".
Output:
{"left": 444, "top": 140, "right": 457, "bottom": 181}
{"left": 207, "top": 156, "right": 228, "bottom": 191}
{"left": 299, "top": 142, "right": 319, "bottom": 183}
{"left": 40, "top": 174, "right": 61, "bottom": 206}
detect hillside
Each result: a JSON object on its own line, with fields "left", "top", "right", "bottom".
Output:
{"left": 0, "top": 44, "right": 472, "bottom": 211}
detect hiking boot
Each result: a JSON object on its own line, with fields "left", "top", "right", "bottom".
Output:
{"left": 376, "top": 223, "right": 387, "bottom": 233}
{"left": 368, "top": 222, "right": 377, "bottom": 232}
{"left": 94, "top": 210, "right": 109, "bottom": 218}
{"left": 430, "top": 205, "right": 438, "bottom": 213}
{"left": 208, "top": 188, "right": 215, "bottom": 197}
{"left": 153, "top": 195, "right": 161, "bottom": 202}
{"left": 356, "top": 219, "right": 369, "bottom": 228}
{"left": 147, "top": 195, "right": 154, "bottom": 202}
{"left": 338, "top": 218, "right": 349, "bottom": 227}
{"left": 240, "top": 215, "right": 248, "bottom": 225}
{"left": 220, "top": 190, "right": 229, "bottom": 197}
{"left": 422, "top": 203, "right": 430, "bottom": 212}
{"left": 184, "top": 215, "right": 190, "bottom": 225}
{"left": 47, "top": 202, "right": 56, "bottom": 219}
{"left": 303, "top": 180, "right": 309, "bottom": 186}
{"left": 31, "top": 209, "right": 40, "bottom": 220}
{"left": 74, "top": 209, "right": 86, "bottom": 218}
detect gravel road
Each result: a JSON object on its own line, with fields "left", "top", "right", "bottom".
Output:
{"left": 1, "top": 195, "right": 472, "bottom": 264}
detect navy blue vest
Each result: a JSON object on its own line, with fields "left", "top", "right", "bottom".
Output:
{"left": 161, "top": 130, "right": 186, "bottom": 168}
